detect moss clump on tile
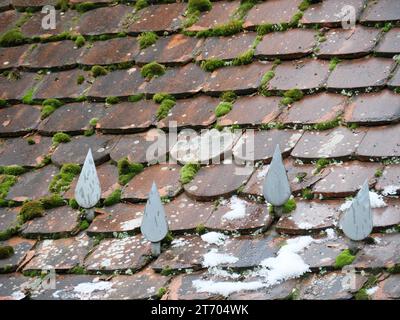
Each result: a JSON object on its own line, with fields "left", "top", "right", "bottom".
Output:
{"left": 195, "top": 223, "right": 206, "bottom": 235}
{"left": 374, "top": 168, "right": 383, "bottom": 178}
{"left": 89, "top": 118, "right": 98, "bottom": 127}
{"left": 153, "top": 92, "right": 175, "bottom": 104}
{"left": 315, "top": 158, "right": 331, "bottom": 173}
{"left": 141, "top": 62, "right": 166, "bottom": 80}
{"left": 180, "top": 163, "right": 200, "bottom": 184}
{"left": 298, "top": 0, "right": 311, "bottom": 11}
{"left": 215, "top": 101, "right": 233, "bottom": 117}
{"left": 0, "top": 165, "right": 26, "bottom": 176}
{"left": 280, "top": 89, "right": 304, "bottom": 106}
{"left": 69, "top": 198, "right": 79, "bottom": 209}
{"left": 329, "top": 57, "right": 341, "bottom": 71}
{"left": 160, "top": 266, "right": 174, "bottom": 276}
{"left": 74, "top": 2, "right": 100, "bottom": 12}
{"left": 78, "top": 220, "right": 90, "bottom": 231}
{"left": 282, "top": 198, "right": 296, "bottom": 213}
{"left": 40, "top": 194, "right": 65, "bottom": 209}
{"left": 52, "top": 132, "right": 71, "bottom": 146}
{"left": 234, "top": 0, "right": 257, "bottom": 19}
{"left": 135, "top": 0, "right": 149, "bottom": 11}
{"left": 354, "top": 288, "right": 370, "bottom": 300}
{"left": 0, "top": 99, "right": 8, "bottom": 107}
{"left": 312, "top": 117, "right": 341, "bottom": 131}
{"left": 76, "top": 75, "right": 85, "bottom": 85}
{"left": 103, "top": 189, "right": 121, "bottom": 207}
{"left": 156, "top": 287, "right": 167, "bottom": 299}
{"left": 74, "top": 35, "right": 85, "bottom": 48}
{"left": 117, "top": 158, "right": 144, "bottom": 185}
{"left": 138, "top": 31, "right": 158, "bottom": 50}
{"left": 0, "top": 245, "right": 14, "bottom": 259}
{"left": 156, "top": 99, "right": 176, "bottom": 120}
{"left": 91, "top": 65, "right": 108, "bottom": 78}
{"left": 0, "top": 29, "right": 27, "bottom": 47}
{"left": 41, "top": 99, "right": 63, "bottom": 119}
{"left": 0, "top": 175, "right": 17, "bottom": 199}
{"left": 387, "top": 264, "right": 400, "bottom": 273}
{"left": 49, "top": 163, "right": 81, "bottom": 194}
{"left": 232, "top": 49, "right": 254, "bottom": 66}
{"left": 382, "top": 22, "right": 392, "bottom": 33}
{"left": 188, "top": 0, "right": 212, "bottom": 13}
{"left": 220, "top": 91, "right": 237, "bottom": 103}
{"left": 19, "top": 200, "right": 44, "bottom": 223}
{"left": 27, "top": 138, "right": 35, "bottom": 145}
{"left": 260, "top": 71, "right": 275, "bottom": 88}
{"left": 128, "top": 93, "right": 145, "bottom": 102}
{"left": 334, "top": 249, "right": 356, "bottom": 269}
{"left": 301, "top": 188, "right": 314, "bottom": 200}
{"left": 200, "top": 59, "right": 226, "bottom": 72}
{"left": 22, "top": 88, "right": 36, "bottom": 105}
{"left": 196, "top": 19, "right": 243, "bottom": 38}
{"left": 105, "top": 96, "right": 120, "bottom": 105}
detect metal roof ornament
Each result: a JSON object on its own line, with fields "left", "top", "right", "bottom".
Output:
{"left": 141, "top": 182, "right": 169, "bottom": 256}
{"left": 74, "top": 149, "right": 101, "bottom": 221}
{"left": 340, "top": 180, "right": 373, "bottom": 241}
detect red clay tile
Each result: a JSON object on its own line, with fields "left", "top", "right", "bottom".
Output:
{"left": 88, "top": 67, "right": 145, "bottom": 99}
{"left": 279, "top": 93, "right": 346, "bottom": 126}
{"left": 312, "top": 161, "right": 381, "bottom": 198}
{"left": 144, "top": 63, "right": 206, "bottom": 97}
{"left": 352, "top": 233, "right": 400, "bottom": 269}
{"left": 126, "top": 2, "right": 186, "bottom": 34}
{"left": 184, "top": 163, "right": 253, "bottom": 201}
{"left": 87, "top": 203, "right": 144, "bottom": 235}
{"left": 0, "top": 237, "right": 35, "bottom": 273}
{"left": 122, "top": 164, "right": 181, "bottom": 201}
{"left": 109, "top": 131, "right": 169, "bottom": 164}
{"left": 372, "top": 199, "right": 400, "bottom": 229}
{"left": 317, "top": 26, "right": 381, "bottom": 59}
{"left": 22, "top": 41, "right": 84, "bottom": 70}
{"left": 0, "top": 104, "right": 41, "bottom": 137}
{"left": 301, "top": 0, "right": 366, "bottom": 26}
{"left": 6, "top": 164, "right": 58, "bottom": 201}
{"left": 326, "top": 57, "right": 395, "bottom": 92}
{"left": 75, "top": 5, "right": 133, "bottom": 36}
{"left": 21, "top": 206, "right": 80, "bottom": 238}
{"left": 65, "top": 162, "right": 119, "bottom": 199}
{"left": 375, "top": 28, "right": 400, "bottom": 57}
{"left": 188, "top": 0, "right": 240, "bottom": 32}
{"left": 0, "top": 44, "right": 31, "bottom": 70}
{"left": 38, "top": 102, "right": 108, "bottom": 135}
{"left": 196, "top": 32, "right": 257, "bottom": 61}
{"left": 97, "top": 100, "right": 158, "bottom": 134}
{"left": 242, "top": 158, "right": 327, "bottom": 196}
{"left": 360, "top": 0, "right": 400, "bottom": 23}
{"left": 203, "top": 61, "right": 273, "bottom": 95}
{"left": 0, "top": 72, "right": 39, "bottom": 101}
{"left": 291, "top": 127, "right": 366, "bottom": 161}
{"left": 388, "top": 65, "right": 400, "bottom": 88}
{"left": 267, "top": 59, "right": 330, "bottom": 92}
{"left": 370, "top": 274, "right": 400, "bottom": 300}
{"left": 84, "top": 235, "right": 151, "bottom": 272}
{"left": 243, "top": 0, "right": 302, "bottom": 28}
{"left": 78, "top": 37, "right": 139, "bottom": 66}
{"left": 218, "top": 95, "right": 281, "bottom": 127}
{"left": 344, "top": 90, "right": 400, "bottom": 125}
{"left": 0, "top": 10, "right": 20, "bottom": 34}
{"left": 136, "top": 34, "right": 202, "bottom": 65}
{"left": 157, "top": 95, "right": 218, "bottom": 129}
{"left": 276, "top": 200, "right": 340, "bottom": 235}
{"left": 51, "top": 134, "right": 117, "bottom": 166}
{"left": 233, "top": 129, "right": 302, "bottom": 164}
{"left": 34, "top": 69, "right": 92, "bottom": 101}
{"left": 228, "top": 279, "right": 298, "bottom": 300}
{"left": 0, "top": 207, "right": 19, "bottom": 235}
{"left": 255, "top": 29, "right": 316, "bottom": 60}
{"left": 0, "top": 136, "right": 52, "bottom": 167}
{"left": 24, "top": 234, "right": 92, "bottom": 271}
{"left": 21, "top": 10, "right": 79, "bottom": 39}
{"left": 299, "top": 272, "right": 366, "bottom": 300}
{"left": 0, "top": 274, "right": 31, "bottom": 300}
{"left": 205, "top": 196, "right": 273, "bottom": 233}
{"left": 164, "top": 193, "right": 214, "bottom": 232}
{"left": 375, "top": 165, "right": 400, "bottom": 195}
{"left": 356, "top": 124, "right": 400, "bottom": 160}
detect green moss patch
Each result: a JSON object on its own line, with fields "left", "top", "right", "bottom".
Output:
{"left": 128, "top": 93, "right": 145, "bottom": 102}
{"left": 138, "top": 32, "right": 158, "bottom": 50}
{"left": 180, "top": 163, "right": 200, "bottom": 184}
{"left": 74, "top": 35, "right": 85, "bottom": 48}
{"left": 0, "top": 175, "right": 17, "bottom": 200}
{"left": 74, "top": 2, "right": 101, "bottom": 13}
{"left": 329, "top": 57, "right": 341, "bottom": 71}
{"left": 282, "top": 198, "right": 296, "bottom": 213}
{"left": 0, "top": 165, "right": 26, "bottom": 176}
{"left": 188, "top": 0, "right": 212, "bottom": 13}
{"left": 280, "top": 89, "right": 304, "bottom": 106}
{"left": 52, "top": 132, "right": 71, "bottom": 146}
{"left": 260, "top": 71, "right": 275, "bottom": 88}
{"left": 215, "top": 101, "right": 233, "bottom": 117}
{"left": 19, "top": 200, "right": 44, "bottom": 223}
{"left": 117, "top": 158, "right": 144, "bottom": 185}
{"left": 135, "top": 0, "right": 149, "bottom": 11}
{"left": 141, "top": 62, "right": 166, "bottom": 80}
{"left": 200, "top": 59, "right": 226, "bottom": 72}
{"left": 0, "top": 28, "right": 27, "bottom": 47}
{"left": 232, "top": 49, "right": 254, "bottom": 66}
{"left": 103, "top": 189, "right": 121, "bottom": 206}
{"left": 156, "top": 99, "right": 176, "bottom": 121}
{"left": 220, "top": 91, "right": 237, "bottom": 103}
{"left": 315, "top": 158, "right": 332, "bottom": 173}
{"left": 334, "top": 249, "right": 356, "bottom": 269}
{"left": 0, "top": 245, "right": 14, "bottom": 259}
{"left": 105, "top": 96, "right": 120, "bottom": 105}
{"left": 91, "top": 65, "right": 108, "bottom": 77}
{"left": 49, "top": 163, "right": 81, "bottom": 194}
{"left": 312, "top": 117, "right": 341, "bottom": 131}
{"left": 196, "top": 19, "right": 243, "bottom": 37}
{"left": 41, "top": 99, "right": 63, "bottom": 119}
{"left": 40, "top": 194, "right": 65, "bottom": 209}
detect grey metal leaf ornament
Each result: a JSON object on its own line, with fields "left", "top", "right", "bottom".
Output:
{"left": 74, "top": 149, "right": 101, "bottom": 209}
{"left": 141, "top": 182, "right": 169, "bottom": 243}
{"left": 263, "top": 144, "right": 291, "bottom": 206}
{"left": 340, "top": 180, "right": 373, "bottom": 241}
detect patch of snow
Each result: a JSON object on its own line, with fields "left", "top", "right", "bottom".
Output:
{"left": 201, "top": 232, "right": 227, "bottom": 246}
{"left": 325, "top": 228, "right": 336, "bottom": 239}
{"left": 171, "top": 238, "right": 189, "bottom": 248}
{"left": 339, "top": 199, "right": 353, "bottom": 212}
{"left": 208, "top": 267, "right": 241, "bottom": 279}
{"left": 202, "top": 249, "right": 238, "bottom": 268}
{"left": 297, "top": 222, "right": 313, "bottom": 230}
{"left": 257, "top": 166, "right": 269, "bottom": 179}
{"left": 369, "top": 191, "right": 387, "bottom": 208}
{"left": 366, "top": 286, "right": 378, "bottom": 296}
{"left": 382, "top": 185, "right": 400, "bottom": 196}
{"left": 72, "top": 281, "right": 113, "bottom": 300}
{"left": 222, "top": 196, "right": 247, "bottom": 220}
{"left": 192, "top": 279, "right": 265, "bottom": 297}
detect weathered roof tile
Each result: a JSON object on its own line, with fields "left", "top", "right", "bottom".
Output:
{"left": 0, "top": 104, "right": 41, "bottom": 137}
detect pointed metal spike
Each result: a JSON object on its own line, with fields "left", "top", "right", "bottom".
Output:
{"left": 74, "top": 149, "right": 101, "bottom": 209}
{"left": 263, "top": 144, "right": 291, "bottom": 207}
{"left": 141, "top": 182, "right": 169, "bottom": 244}
{"left": 340, "top": 179, "right": 373, "bottom": 241}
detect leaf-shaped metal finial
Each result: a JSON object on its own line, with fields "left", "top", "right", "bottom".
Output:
{"left": 263, "top": 144, "right": 291, "bottom": 207}
{"left": 340, "top": 180, "right": 372, "bottom": 241}
{"left": 75, "top": 149, "right": 101, "bottom": 210}
{"left": 141, "top": 182, "right": 169, "bottom": 256}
